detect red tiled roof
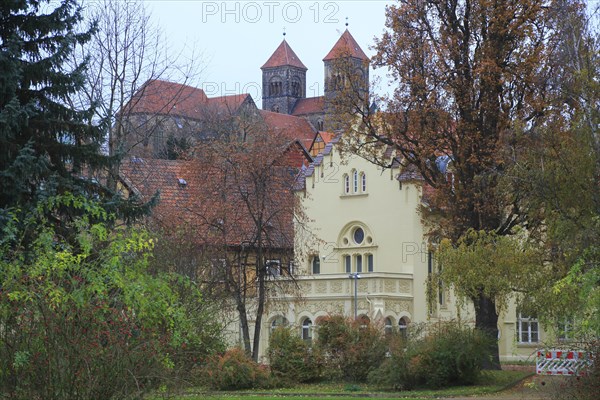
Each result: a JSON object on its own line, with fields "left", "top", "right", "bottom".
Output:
{"left": 122, "top": 79, "right": 208, "bottom": 119}
{"left": 122, "top": 79, "right": 251, "bottom": 119}
{"left": 318, "top": 131, "right": 335, "bottom": 144}
{"left": 119, "top": 157, "right": 296, "bottom": 249}
{"left": 262, "top": 40, "right": 307, "bottom": 70}
{"left": 291, "top": 96, "right": 325, "bottom": 116}
{"left": 323, "top": 30, "right": 369, "bottom": 61}
{"left": 259, "top": 110, "right": 317, "bottom": 149}
{"left": 207, "top": 93, "right": 251, "bottom": 113}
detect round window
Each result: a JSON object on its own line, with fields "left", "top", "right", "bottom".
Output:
{"left": 353, "top": 227, "right": 365, "bottom": 244}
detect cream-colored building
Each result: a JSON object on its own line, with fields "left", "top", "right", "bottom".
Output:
{"left": 258, "top": 137, "right": 551, "bottom": 363}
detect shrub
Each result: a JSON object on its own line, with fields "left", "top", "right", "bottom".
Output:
{"left": 201, "top": 348, "right": 271, "bottom": 390}
{"left": 315, "top": 315, "right": 388, "bottom": 382}
{"left": 0, "top": 197, "right": 225, "bottom": 399}
{"left": 369, "top": 321, "right": 492, "bottom": 389}
{"left": 555, "top": 340, "right": 600, "bottom": 400}
{"left": 268, "top": 326, "right": 322, "bottom": 383}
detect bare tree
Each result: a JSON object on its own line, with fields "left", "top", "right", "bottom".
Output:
{"left": 183, "top": 129, "right": 309, "bottom": 361}
{"left": 70, "top": 0, "right": 203, "bottom": 188}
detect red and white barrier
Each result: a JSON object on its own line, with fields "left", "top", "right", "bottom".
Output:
{"left": 536, "top": 350, "right": 594, "bottom": 376}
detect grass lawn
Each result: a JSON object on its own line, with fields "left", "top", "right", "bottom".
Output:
{"left": 153, "top": 370, "right": 531, "bottom": 400}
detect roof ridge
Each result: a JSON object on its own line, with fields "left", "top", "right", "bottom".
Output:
{"left": 262, "top": 39, "right": 308, "bottom": 70}
{"left": 323, "top": 29, "right": 369, "bottom": 61}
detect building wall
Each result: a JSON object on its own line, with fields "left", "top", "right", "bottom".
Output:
{"left": 262, "top": 65, "right": 306, "bottom": 114}
{"left": 259, "top": 144, "right": 462, "bottom": 360}
{"left": 262, "top": 142, "right": 551, "bottom": 363}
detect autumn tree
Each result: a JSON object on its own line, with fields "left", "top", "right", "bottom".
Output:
{"left": 183, "top": 128, "right": 307, "bottom": 361}
{"left": 330, "top": 0, "right": 571, "bottom": 367}
{"left": 506, "top": 0, "right": 600, "bottom": 336}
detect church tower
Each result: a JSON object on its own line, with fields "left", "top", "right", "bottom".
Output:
{"left": 261, "top": 39, "right": 307, "bottom": 114}
{"left": 323, "top": 29, "right": 370, "bottom": 100}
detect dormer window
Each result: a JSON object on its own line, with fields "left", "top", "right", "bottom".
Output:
{"left": 178, "top": 178, "right": 187, "bottom": 187}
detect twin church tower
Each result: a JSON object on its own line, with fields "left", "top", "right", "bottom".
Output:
{"left": 260, "top": 29, "right": 369, "bottom": 131}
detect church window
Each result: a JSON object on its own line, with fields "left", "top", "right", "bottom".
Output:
{"left": 269, "top": 79, "right": 283, "bottom": 96}
{"left": 352, "top": 170, "right": 358, "bottom": 193}
{"left": 291, "top": 80, "right": 301, "bottom": 97}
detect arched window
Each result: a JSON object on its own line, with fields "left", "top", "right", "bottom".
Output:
{"left": 352, "top": 170, "right": 359, "bottom": 193}
{"left": 301, "top": 318, "right": 313, "bottom": 341}
{"left": 384, "top": 317, "right": 393, "bottom": 336}
{"left": 360, "top": 172, "right": 366, "bottom": 192}
{"left": 317, "top": 119, "right": 324, "bottom": 131}
{"left": 343, "top": 174, "right": 350, "bottom": 194}
{"left": 291, "top": 78, "right": 302, "bottom": 97}
{"left": 271, "top": 316, "right": 288, "bottom": 332}
{"left": 358, "top": 315, "right": 370, "bottom": 329}
{"left": 269, "top": 77, "right": 283, "bottom": 96}
{"left": 399, "top": 317, "right": 408, "bottom": 339}
{"left": 367, "top": 254, "right": 374, "bottom": 272}
{"left": 344, "top": 254, "right": 351, "bottom": 273}
{"left": 312, "top": 255, "right": 320, "bottom": 275}
{"left": 355, "top": 254, "right": 362, "bottom": 273}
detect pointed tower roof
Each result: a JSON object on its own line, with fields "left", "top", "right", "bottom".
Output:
{"left": 261, "top": 40, "right": 307, "bottom": 70}
{"left": 323, "top": 29, "right": 369, "bottom": 61}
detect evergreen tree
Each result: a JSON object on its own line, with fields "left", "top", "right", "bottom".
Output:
{"left": 0, "top": 0, "right": 148, "bottom": 235}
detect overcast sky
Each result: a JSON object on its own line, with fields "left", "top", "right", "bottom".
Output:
{"left": 144, "top": 1, "right": 392, "bottom": 103}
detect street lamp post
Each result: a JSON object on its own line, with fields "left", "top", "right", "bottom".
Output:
{"left": 348, "top": 273, "right": 361, "bottom": 319}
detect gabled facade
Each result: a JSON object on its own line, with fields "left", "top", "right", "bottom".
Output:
{"left": 117, "top": 29, "right": 555, "bottom": 363}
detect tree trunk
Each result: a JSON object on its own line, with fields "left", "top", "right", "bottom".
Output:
{"left": 252, "top": 232, "right": 265, "bottom": 362}
{"left": 473, "top": 290, "right": 501, "bottom": 370}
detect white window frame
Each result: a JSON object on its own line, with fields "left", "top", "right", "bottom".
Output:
{"left": 266, "top": 259, "right": 281, "bottom": 277}
{"left": 301, "top": 318, "right": 313, "bottom": 341}
{"left": 517, "top": 314, "right": 539, "bottom": 344}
